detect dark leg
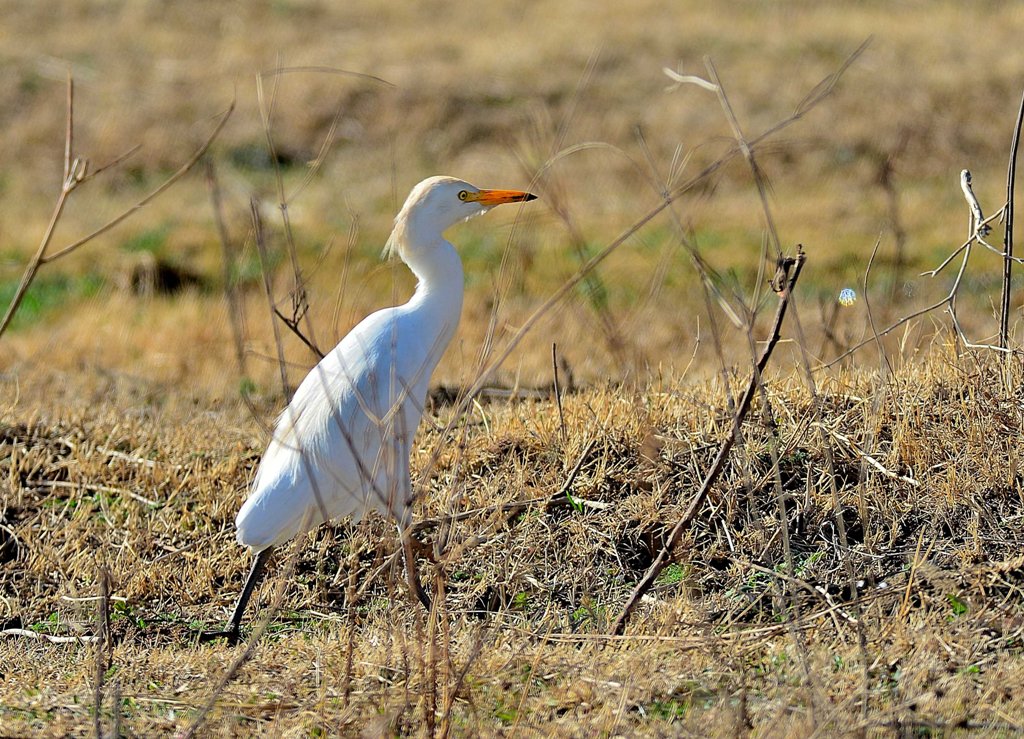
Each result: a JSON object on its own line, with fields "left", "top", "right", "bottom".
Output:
{"left": 201, "top": 546, "right": 273, "bottom": 645}
{"left": 227, "top": 546, "right": 273, "bottom": 638}
{"left": 401, "top": 530, "right": 432, "bottom": 611}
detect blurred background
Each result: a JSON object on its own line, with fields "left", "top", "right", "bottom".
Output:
{"left": 3, "top": 0, "right": 1024, "bottom": 405}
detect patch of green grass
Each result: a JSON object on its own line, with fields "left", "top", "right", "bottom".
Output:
{"left": 111, "top": 600, "right": 146, "bottom": 629}
{"left": 0, "top": 272, "right": 104, "bottom": 330}
{"left": 946, "top": 593, "right": 968, "bottom": 619}
{"left": 574, "top": 250, "right": 611, "bottom": 312}
{"left": 794, "top": 550, "right": 825, "bottom": 577}
{"left": 692, "top": 227, "right": 732, "bottom": 251}
{"left": 493, "top": 701, "right": 517, "bottom": 725}
{"left": 570, "top": 599, "right": 606, "bottom": 629}
{"left": 637, "top": 684, "right": 721, "bottom": 723}
{"left": 655, "top": 563, "right": 689, "bottom": 586}
{"left": 120, "top": 225, "right": 170, "bottom": 255}
{"left": 511, "top": 591, "right": 532, "bottom": 611}
{"left": 239, "top": 376, "right": 259, "bottom": 398}
{"left": 230, "top": 249, "right": 280, "bottom": 287}
{"left": 0, "top": 705, "right": 55, "bottom": 724}
{"left": 17, "top": 69, "right": 44, "bottom": 96}
{"left": 29, "top": 612, "right": 61, "bottom": 635}
{"left": 644, "top": 697, "right": 689, "bottom": 722}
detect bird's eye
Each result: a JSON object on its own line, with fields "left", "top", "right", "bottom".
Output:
{"left": 457, "top": 190, "right": 469, "bottom": 201}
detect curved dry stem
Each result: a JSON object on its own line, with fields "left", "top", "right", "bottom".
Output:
{"left": 41, "top": 102, "right": 234, "bottom": 265}
{"left": 0, "top": 85, "right": 232, "bottom": 341}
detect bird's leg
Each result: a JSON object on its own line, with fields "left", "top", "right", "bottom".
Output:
{"left": 227, "top": 546, "right": 273, "bottom": 638}
{"left": 201, "top": 546, "right": 273, "bottom": 645}
{"left": 400, "top": 528, "right": 432, "bottom": 611}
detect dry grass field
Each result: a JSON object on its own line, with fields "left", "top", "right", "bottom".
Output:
{"left": 4, "top": 1, "right": 1024, "bottom": 736}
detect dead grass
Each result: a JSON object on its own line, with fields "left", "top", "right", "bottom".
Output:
{"left": 3, "top": 349, "right": 1024, "bottom": 736}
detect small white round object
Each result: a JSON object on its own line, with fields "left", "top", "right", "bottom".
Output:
{"left": 838, "top": 288, "right": 857, "bottom": 306}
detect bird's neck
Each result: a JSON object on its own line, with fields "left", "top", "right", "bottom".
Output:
{"left": 402, "top": 238, "right": 465, "bottom": 337}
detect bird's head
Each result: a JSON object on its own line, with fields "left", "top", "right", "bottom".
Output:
{"left": 385, "top": 176, "right": 536, "bottom": 260}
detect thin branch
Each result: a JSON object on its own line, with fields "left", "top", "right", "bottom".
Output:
{"left": 824, "top": 175, "right": 1022, "bottom": 368}
{"left": 705, "top": 57, "right": 782, "bottom": 262}
{"left": 552, "top": 343, "right": 566, "bottom": 441}
{"left": 63, "top": 72, "right": 73, "bottom": 182}
{"left": 863, "top": 236, "right": 894, "bottom": 375}
{"left": 252, "top": 199, "right": 294, "bottom": 401}
{"left": 274, "top": 306, "right": 327, "bottom": 360}
{"left": 205, "top": 159, "right": 249, "bottom": 379}
{"left": 612, "top": 248, "right": 806, "bottom": 636}
{"left": 960, "top": 170, "right": 989, "bottom": 236}
{"left": 0, "top": 74, "right": 83, "bottom": 338}
{"left": 40, "top": 102, "right": 235, "bottom": 265}
{"left": 255, "top": 68, "right": 323, "bottom": 361}
{"left": 92, "top": 566, "right": 111, "bottom": 739}
{"left": 1001, "top": 88, "right": 1024, "bottom": 349}
{"left": 949, "top": 307, "right": 1015, "bottom": 354}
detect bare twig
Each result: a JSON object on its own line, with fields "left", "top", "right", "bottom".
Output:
{"left": 863, "top": 236, "right": 894, "bottom": 376}
{"left": 824, "top": 200, "right": 1021, "bottom": 368}
{"left": 205, "top": 159, "right": 249, "bottom": 379}
{"left": 0, "top": 78, "right": 233, "bottom": 340}
{"left": 705, "top": 57, "right": 781, "bottom": 262}
{"left": 961, "top": 170, "right": 989, "bottom": 237}
{"left": 552, "top": 343, "right": 566, "bottom": 441}
{"left": 1001, "top": 88, "right": 1024, "bottom": 349}
{"left": 40, "top": 104, "right": 233, "bottom": 266}
{"left": 273, "top": 306, "right": 327, "bottom": 360}
{"left": 0, "top": 76, "right": 83, "bottom": 338}
{"left": 93, "top": 566, "right": 111, "bottom": 739}
{"left": 612, "top": 248, "right": 806, "bottom": 635}
{"left": 255, "top": 66, "right": 324, "bottom": 361}
{"left": 252, "top": 199, "right": 294, "bottom": 400}
{"left": 949, "top": 172, "right": 1016, "bottom": 353}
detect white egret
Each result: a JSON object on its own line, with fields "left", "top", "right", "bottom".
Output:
{"left": 212, "top": 176, "right": 537, "bottom": 643}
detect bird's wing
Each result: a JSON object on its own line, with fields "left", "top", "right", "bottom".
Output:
{"left": 235, "top": 308, "right": 434, "bottom": 549}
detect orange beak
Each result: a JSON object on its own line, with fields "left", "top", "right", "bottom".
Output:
{"left": 470, "top": 189, "right": 537, "bottom": 206}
